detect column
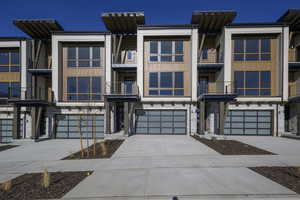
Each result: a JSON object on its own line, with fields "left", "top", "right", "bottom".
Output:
{"left": 124, "top": 102, "right": 129, "bottom": 136}
{"left": 199, "top": 101, "right": 205, "bottom": 134}
{"left": 219, "top": 102, "right": 225, "bottom": 135}
{"left": 12, "top": 106, "right": 21, "bottom": 139}
{"left": 105, "top": 103, "right": 111, "bottom": 135}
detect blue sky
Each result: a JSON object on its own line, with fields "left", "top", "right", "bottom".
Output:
{"left": 0, "top": 0, "right": 299, "bottom": 37}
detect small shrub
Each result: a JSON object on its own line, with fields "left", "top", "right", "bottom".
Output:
{"left": 1, "top": 180, "right": 12, "bottom": 191}
{"left": 41, "top": 169, "right": 50, "bottom": 188}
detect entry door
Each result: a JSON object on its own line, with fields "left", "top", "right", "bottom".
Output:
{"left": 198, "top": 77, "right": 208, "bottom": 95}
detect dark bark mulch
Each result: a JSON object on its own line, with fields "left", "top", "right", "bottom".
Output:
{"left": 62, "top": 139, "right": 124, "bottom": 160}
{"left": 0, "top": 171, "right": 92, "bottom": 200}
{"left": 192, "top": 135, "right": 275, "bottom": 155}
{"left": 250, "top": 167, "right": 300, "bottom": 194}
{"left": 0, "top": 145, "right": 18, "bottom": 152}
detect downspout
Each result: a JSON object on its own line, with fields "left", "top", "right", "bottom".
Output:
{"left": 279, "top": 27, "right": 284, "bottom": 136}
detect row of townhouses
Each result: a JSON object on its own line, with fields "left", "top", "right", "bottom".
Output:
{"left": 0, "top": 9, "right": 300, "bottom": 143}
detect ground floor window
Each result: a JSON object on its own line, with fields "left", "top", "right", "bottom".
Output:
{"left": 67, "top": 77, "right": 102, "bottom": 101}
{"left": 148, "top": 72, "right": 184, "bottom": 96}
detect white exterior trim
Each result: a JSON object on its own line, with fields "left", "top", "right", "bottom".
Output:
{"left": 0, "top": 41, "right": 20, "bottom": 48}
{"left": 138, "top": 29, "right": 193, "bottom": 36}
{"left": 236, "top": 97, "right": 283, "bottom": 102}
{"left": 141, "top": 97, "right": 192, "bottom": 102}
{"left": 55, "top": 102, "right": 105, "bottom": 107}
{"left": 191, "top": 28, "right": 198, "bottom": 102}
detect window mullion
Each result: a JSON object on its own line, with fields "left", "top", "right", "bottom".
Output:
{"left": 172, "top": 41, "right": 175, "bottom": 62}
{"left": 158, "top": 41, "right": 161, "bottom": 62}
{"left": 76, "top": 47, "right": 79, "bottom": 67}
{"left": 90, "top": 47, "right": 93, "bottom": 67}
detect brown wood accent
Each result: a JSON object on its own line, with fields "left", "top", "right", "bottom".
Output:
{"left": 198, "top": 72, "right": 216, "bottom": 93}
{"left": 289, "top": 48, "right": 296, "bottom": 62}
{"left": 199, "top": 36, "right": 218, "bottom": 63}
{"left": 231, "top": 36, "right": 279, "bottom": 96}
{"left": 61, "top": 43, "right": 105, "bottom": 101}
{"left": 0, "top": 73, "right": 20, "bottom": 82}
{"left": 143, "top": 36, "right": 191, "bottom": 97}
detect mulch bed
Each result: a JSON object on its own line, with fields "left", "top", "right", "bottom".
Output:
{"left": 62, "top": 139, "right": 124, "bottom": 160}
{"left": 0, "top": 171, "right": 92, "bottom": 200}
{"left": 192, "top": 135, "right": 275, "bottom": 155}
{"left": 0, "top": 145, "right": 18, "bottom": 152}
{"left": 250, "top": 167, "right": 300, "bottom": 194}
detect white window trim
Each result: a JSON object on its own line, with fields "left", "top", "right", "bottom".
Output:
{"left": 148, "top": 40, "right": 184, "bottom": 63}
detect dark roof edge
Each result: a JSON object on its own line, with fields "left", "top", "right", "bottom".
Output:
{"left": 138, "top": 24, "right": 199, "bottom": 30}
{"left": 0, "top": 37, "right": 28, "bottom": 41}
{"left": 225, "top": 22, "right": 289, "bottom": 28}
{"left": 277, "top": 9, "right": 300, "bottom": 22}
{"left": 13, "top": 19, "right": 64, "bottom": 31}
{"left": 192, "top": 10, "right": 237, "bottom": 15}
{"left": 52, "top": 31, "right": 111, "bottom": 35}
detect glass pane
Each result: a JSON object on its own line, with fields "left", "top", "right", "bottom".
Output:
{"left": 161, "top": 41, "right": 172, "bottom": 54}
{"left": 78, "top": 61, "right": 90, "bottom": 67}
{"left": 202, "top": 49, "right": 208, "bottom": 59}
{"left": 67, "top": 77, "right": 77, "bottom": 93}
{"left": 235, "top": 71, "right": 244, "bottom": 88}
{"left": 160, "top": 90, "right": 172, "bottom": 95}
{"left": 149, "top": 90, "right": 158, "bottom": 95}
{"left": 175, "top": 72, "right": 184, "bottom": 88}
{"left": 261, "top": 39, "right": 271, "bottom": 53}
{"left": 0, "top": 82, "right": 9, "bottom": 97}
{"left": 236, "top": 89, "right": 244, "bottom": 95}
{"left": 246, "top": 39, "right": 259, "bottom": 53}
{"left": 78, "top": 77, "right": 90, "bottom": 93}
{"left": 127, "top": 51, "right": 132, "bottom": 60}
{"left": 78, "top": 47, "right": 90, "bottom": 59}
{"left": 11, "top": 82, "right": 20, "bottom": 98}
{"left": 68, "top": 61, "right": 76, "bottom": 67}
{"left": 175, "top": 55, "right": 183, "bottom": 62}
{"left": 234, "top": 54, "right": 244, "bottom": 61}
{"left": 150, "top": 41, "right": 158, "bottom": 54}
{"left": 68, "top": 47, "right": 76, "bottom": 59}
{"left": 261, "top": 54, "right": 271, "bottom": 60}
{"left": 78, "top": 94, "right": 90, "bottom": 100}
{"left": 149, "top": 72, "right": 158, "bottom": 88}
{"left": 92, "top": 77, "right": 101, "bottom": 93}
{"left": 246, "top": 71, "right": 259, "bottom": 88}
{"left": 161, "top": 56, "right": 172, "bottom": 62}
{"left": 175, "top": 41, "right": 183, "bottom": 54}
{"left": 92, "top": 94, "right": 101, "bottom": 100}
{"left": 0, "top": 52, "right": 9, "bottom": 65}
{"left": 160, "top": 72, "right": 173, "bottom": 88}
{"left": 92, "top": 61, "right": 100, "bottom": 67}
{"left": 0, "top": 66, "right": 9, "bottom": 72}
{"left": 245, "top": 89, "right": 259, "bottom": 95}
{"left": 11, "top": 52, "right": 20, "bottom": 65}
{"left": 234, "top": 40, "right": 244, "bottom": 53}
{"left": 245, "top": 54, "right": 259, "bottom": 60}
{"left": 260, "top": 89, "right": 271, "bottom": 96}
{"left": 260, "top": 71, "right": 271, "bottom": 88}
{"left": 92, "top": 47, "right": 100, "bottom": 59}
{"left": 150, "top": 56, "right": 158, "bottom": 62}
{"left": 174, "top": 89, "right": 184, "bottom": 96}
{"left": 10, "top": 66, "right": 20, "bottom": 72}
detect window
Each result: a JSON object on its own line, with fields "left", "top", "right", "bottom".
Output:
{"left": 149, "top": 40, "right": 184, "bottom": 62}
{"left": 0, "top": 82, "right": 20, "bottom": 98}
{"left": 202, "top": 49, "right": 208, "bottom": 59}
{"left": 0, "top": 50, "right": 20, "bottom": 72}
{"left": 67, "top": 46, "right": 101, "bottom": 67}
{"left": 234, "top": 71, "right": 271, "bottom": 96}
{"left": 149, "top": 72, "right": 184, "bottom": 96}
{"left": 67, "top": 77, "right": 102, "bottom": 101}
{"left": 233, "top": 39, "right": 271, "bottom": 61}
{"left": 127, "top": 50, "right": 134, "bottom": 61}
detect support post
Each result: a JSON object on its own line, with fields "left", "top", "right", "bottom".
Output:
{"left": 219, "top": 102, "right": 225, "bottom": 135}
{"left": 297, "top": 103, "right": 300, "bottom": 136}
{"left": 105, "top": 103, "right": 111, "bottom": 134}
{"left": 31, "top": 107, "right": 37, "bottom": 139}
{"left": 12, "top": 106, "right": 21, "bottom": 139}
{"left": 124, "top": 102, "right": 129, "bottom": 136}
{"left": 199, "top": 101, "right": 205, "bottom": 134}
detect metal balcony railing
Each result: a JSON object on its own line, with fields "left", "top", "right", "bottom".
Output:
{"left": 0, "top": 87, "right": 53, "bottom": 102}
{"left": 197, "top": 81, "right": 235, "bottom": 96}
{"left": 105, "top": 81, "right": 139, "bottom": 96}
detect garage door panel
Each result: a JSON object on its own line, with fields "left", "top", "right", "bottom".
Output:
{"left": 225, "top": 110, "right": 272, "bottom": 136}
{"left": 135, "top": 109, "right": 186, "bottom": 135}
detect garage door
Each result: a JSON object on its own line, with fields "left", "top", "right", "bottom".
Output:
{"left": 56, "top": 115, "right": 104, "bottom": 138}
{"left": 135, "top": 110, "right": 187, "bottom": 135}
{"left": 0, "top": 119, "right": 13, "bottom": 143}
{"left": 224, "top": 110, "right": 272, "bottom": 135}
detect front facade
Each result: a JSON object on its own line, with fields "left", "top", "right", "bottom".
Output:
{"left": 0, "top": 9, "right": 299, "bottom": 143}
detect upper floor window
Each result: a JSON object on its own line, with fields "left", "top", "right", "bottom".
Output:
{"left": 201, "top": 48, "right": 208, "bottom": 59}
{"left": 235, "top": 71, "right": 271, "bottom": 96}
{"left": 233, "top": 39, "right": 271, "bottom": 61}
{"left": 127, "top": 50, "right": 135, "bottom": 61}
{"left": 0, "top": 50, "right": 20, "bottom": 72}
{"left": 67, "top": 76, "right": 102, "bottom": 101}
{"left": 148, "top": 72, "right": 184, "bottom": 96}
{"left": 149, "top": 40, "right": 184, "bottom": 62}
{"left": 0, "top": 82, "right": 20, "bottom": 98}
{"left": 67, "top": 46, "right": 101, "bottom": 68}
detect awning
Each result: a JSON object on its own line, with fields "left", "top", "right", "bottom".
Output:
{"left": 13, "top": 19, "right": 64, "bottom": 39}
{"left": 191, "top": 10, "right": 236, "bottom": 33}
{"left": 278, "top": 9, "right": 300, "bottom": 31}
{"left": 101, "top": 12, "right": 145, "bottom": 34}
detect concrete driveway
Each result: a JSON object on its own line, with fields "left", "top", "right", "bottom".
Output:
{"left": 112, "top": 135, "right": 219, "bottom": 158}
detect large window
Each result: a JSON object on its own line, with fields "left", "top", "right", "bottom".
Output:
{"left": 67, "top": 46, "right": 101, "bottom": 67}
{"left": 67, "top": 77, "right": 102, "bottom": 101}
{"left": 234, "top": 71, "right": 271, "bottom": 96}
{"left": 148, "top": 72, "right": 184, "bottom": 96}
{"left": 149, "top": 40, "right": 184, "bottom": 62}
{"left": 0, "top": 82, "right": 20, "bottom": 98}
{"left": 233, "top": 39, "right": 271, "bottom": 61}
{"left": 0, "top": 49, "right": 20, "bottom": 72}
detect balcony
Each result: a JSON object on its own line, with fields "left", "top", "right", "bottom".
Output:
{"left": 112, "top": 50, "right": 137, "bottom": 72}
{"left": 104, "top": 81, "right": 139, "bottom": 102}
{"left": 5, "top": 87, "right": 53, "bottom": 106}
{"left": 289, "top": 81, "right": 300, "bottom": 102}
{"left": 198, "top": 50, "right": 223, "bottom": 72}
{"left": 197, "top": 81, "right": 237, "bottom": 102}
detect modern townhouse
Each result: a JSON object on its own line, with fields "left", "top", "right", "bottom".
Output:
{"left": 0, "top": 9, "right": 299, "bottom": 143}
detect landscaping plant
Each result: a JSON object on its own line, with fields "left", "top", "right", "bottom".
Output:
{"left": 1, "top": 180, "right": 12, "bottom": 191}
{"left": 42, "top": 168, "right": 50, "bottom": 188}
